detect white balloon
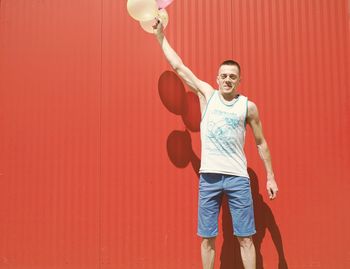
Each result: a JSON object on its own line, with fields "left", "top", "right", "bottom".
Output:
{"left": 127, "top": 0, "right": 158, "bottom": 21}
{"left": 140, "top": 9, "right": 169, "bottom": 34}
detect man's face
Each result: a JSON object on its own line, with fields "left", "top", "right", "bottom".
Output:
{"left": 217, "top": 65, "right": 240, "bottom": 95}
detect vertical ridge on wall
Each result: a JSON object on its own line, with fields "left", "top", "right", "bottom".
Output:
{"left": 0, "top": 0, "right": 102, "bottom": 268}
{"left": 99, "top": 0, "right": 104, "bottom": 268}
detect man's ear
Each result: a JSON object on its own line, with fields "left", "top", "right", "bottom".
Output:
{"left": 216, "top": 76, "right": 219, "bottom": 85}
{"left": 236, "top": 77, "right": 241, "bottom": 86}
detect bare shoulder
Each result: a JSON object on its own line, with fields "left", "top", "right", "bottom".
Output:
{"left": 247, "top": 100, "right": 259, "bottom": 119}
{"left": 190, "top": 84, "right": 214, "bottom": 101}
{"left": 197, "top": 80, "right": 215, "bottom": 100}
{"left": 248, "top": 100, "right": 258, "bottom": 114}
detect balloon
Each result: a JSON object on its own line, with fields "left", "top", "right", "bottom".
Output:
{"left": 158, "top": 71, "right": 185, "bottom": 115}
{"left": 127, "top": 0, "right": 158, "bottom": 21}
{"left": 156, "top": 0, "right": 174, "bottom": 9}
{"left": 140, "top": 8, "right": 168, "bottom": 34}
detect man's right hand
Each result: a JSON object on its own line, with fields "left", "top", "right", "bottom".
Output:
{"left": 153, "top": 18, "right": 164, "bottom": 37}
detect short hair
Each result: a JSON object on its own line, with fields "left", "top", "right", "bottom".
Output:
{"left": 220, "top": 60, "right": 241, "bottom": 74}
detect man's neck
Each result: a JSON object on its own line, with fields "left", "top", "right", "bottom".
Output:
{"left": 219, "top": 91, "right": 239, "bottom": 102}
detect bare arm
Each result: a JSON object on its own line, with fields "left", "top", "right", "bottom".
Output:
{"left": 153, "top": 20, "right": 214, "bottom": 100}
{"left": 247, "top": 101, "right": 279, "bottom": 200}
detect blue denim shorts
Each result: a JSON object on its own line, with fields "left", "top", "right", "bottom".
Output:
{"left": 197, "top": 173, "right": 256, "bottom": 238}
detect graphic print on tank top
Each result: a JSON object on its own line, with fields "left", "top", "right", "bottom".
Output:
{"left": 206, "top": 109, "right": 243, "bottom": 156}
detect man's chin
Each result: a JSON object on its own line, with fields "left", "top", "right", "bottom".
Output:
{"left": 222, "top": 88, "right": 233, "bottom": 93}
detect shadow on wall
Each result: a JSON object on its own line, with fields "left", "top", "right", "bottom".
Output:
{"left": 158, "top": 70, "right": 288, "bottom": 269}
{"left": 220, "top": 168, "right": 288, "bottom": 269}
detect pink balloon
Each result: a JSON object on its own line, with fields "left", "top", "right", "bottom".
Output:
{"left": 156, "top": 0, "right": 174, "bottom": 9}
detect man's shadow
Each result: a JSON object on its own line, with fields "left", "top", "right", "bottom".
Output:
{"left": 158, "top": 70, "right": 288, "bottom": 268}
{"left": 166, "top": 133, "right": 288, "bottom": 268}
{"left": 220, "top": 168, "right": 288, "bottom": 269}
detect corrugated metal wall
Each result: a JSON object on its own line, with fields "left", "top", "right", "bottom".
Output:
{"left": 0, "top": 0, "right": 349, "bottom": 268}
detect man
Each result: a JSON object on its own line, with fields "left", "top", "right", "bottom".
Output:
{"left": 153, "top": 20, "right": 279, "bottom": 269}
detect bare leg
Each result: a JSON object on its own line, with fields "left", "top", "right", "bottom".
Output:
{"left": 237, "top": 236, "right": 256, "bottom": 269}
{"left": 201, "top": 237, "right": 216, "bottom": 269}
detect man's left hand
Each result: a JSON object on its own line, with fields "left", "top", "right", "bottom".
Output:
{"left": 267, "top": 178, "right": 278, "bottom": 200}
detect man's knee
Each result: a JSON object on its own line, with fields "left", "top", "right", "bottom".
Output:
{"left": 237, "top": 236, "right": 254, "bottom": 248}
{"left": 201, "top": 237, "right": 216, "bottom": 251}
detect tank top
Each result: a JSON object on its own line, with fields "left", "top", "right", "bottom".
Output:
{"left": 199, "top": 91, "right": 249, "bottom": 178}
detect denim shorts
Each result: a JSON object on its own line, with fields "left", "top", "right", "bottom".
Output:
{"left": 197, "top": 173, "right": 256, "bottom": 238}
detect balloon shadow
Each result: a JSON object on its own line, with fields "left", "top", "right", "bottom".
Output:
{"left": 220, "top": 168, "right": 288, "bottom": 269}
{"left": 159, "top": 70, "right": 201, "bottom": 174}
{"left": 158, "top": 70, "right": 201, "bottom": 132}
{"left": 166, "top": 129, "right": 200, "bottom": 173}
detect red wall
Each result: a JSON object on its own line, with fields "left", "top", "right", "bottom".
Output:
{"left": 0, "top": 0, "right": 349, "bottom": 268}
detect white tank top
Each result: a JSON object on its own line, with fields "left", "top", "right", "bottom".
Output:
{"left": 199, "top": 91, "right": 249, "bottom": 178}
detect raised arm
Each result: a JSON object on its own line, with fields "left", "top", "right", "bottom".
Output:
{"left": 153, "top": 20, "right": 214, "bottom": 100}
{"left": 247, "top": 101, "right": 279, "bottom": 200}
